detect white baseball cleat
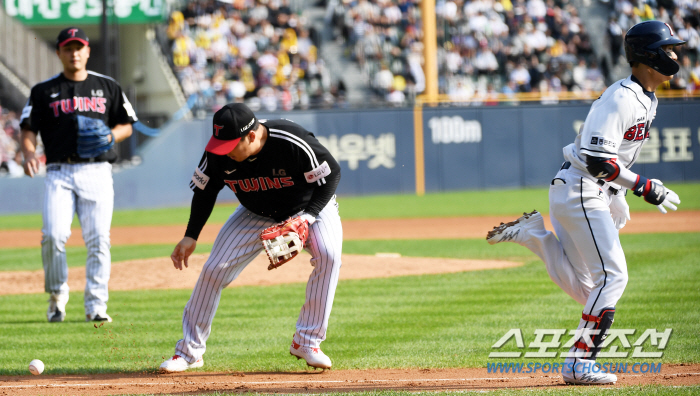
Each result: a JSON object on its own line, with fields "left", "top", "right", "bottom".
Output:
{"left": 563, "top": 359, "right": 617, "bottom": 385}
{"left": 564, "top": 371, "right": 617, "bottom": 385}
{"left": 47, "top": 292, "right": 68, "bottom": 322}
{"left": 290, "top": 341, "right": 332, "bottom": 369}
{"left": 486, "top": 210, "right": 544, "bottom": 245}
{"left": 86, "top": 312, "right": 112, "bottom": 322}
{"left": 159, "top": 355, "right": 204, "bottom": 373}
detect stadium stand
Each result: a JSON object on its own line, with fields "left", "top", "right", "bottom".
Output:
{"left": 324, "top": 0, "right": 700, "bottom": 104}
{"left": 0, "top": 103, "right": 42, "bottom": 177}
{"left": 157, "top": 0, "right": 700, "bottom": 109}
{"left": 161, "top": 0, "right": 347, "bottom": 113}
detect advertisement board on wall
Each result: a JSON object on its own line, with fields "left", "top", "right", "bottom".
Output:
{"left": 420, "top": 102, "right": 700, "bottom": 192}
{"left": 4, "top": 0, "right": 165, "bottom": 25}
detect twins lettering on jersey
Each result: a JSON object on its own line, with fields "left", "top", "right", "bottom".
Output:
{"left": 225, "top": 177, "right": 294, "bottom": 193}
{"left": 49, "top": 97, "right": 107, "bottom": 116}
{"left": 623, "top": 123, "right": 649, "bottom": 141}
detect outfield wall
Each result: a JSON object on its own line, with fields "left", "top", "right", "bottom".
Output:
{"left": 1, "top": 102, "right": 698, "bottom": 214}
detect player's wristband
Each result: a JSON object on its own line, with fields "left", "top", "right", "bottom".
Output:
{"left": 633, "top": 176, "right": 666, "bottom": 205}
{"left": 632, "top": 176, "right": 651, "bottom": 197}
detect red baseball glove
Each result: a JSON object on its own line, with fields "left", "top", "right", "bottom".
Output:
{"left": 260, "top": 216, "right": 309, "bottom": 270}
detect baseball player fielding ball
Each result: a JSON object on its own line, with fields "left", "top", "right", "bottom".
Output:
{"left": 28, "top": 359, "right": 44, "bottom": 375}
{"left": 486, "top": 20, "right": 685, "bottom": 386}
{"left": 159, "top": 103, "right": 343, "bottom": 373}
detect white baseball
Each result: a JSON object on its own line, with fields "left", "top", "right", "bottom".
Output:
{"left": 28, "top": 359, "right": 44, "bottom": 375}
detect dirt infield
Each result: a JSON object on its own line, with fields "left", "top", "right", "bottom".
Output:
{"left": 0, "top": 253, "right": 523, "bottom": 295}
{"left": 2, "top": 211, "right": 699, "bottom": 249}
{"left": 1, "top": 365, "right": 699, "bottom": 395}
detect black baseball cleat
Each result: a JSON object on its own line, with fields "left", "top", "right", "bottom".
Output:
{"left": 86, "top": 312, "right": 113, "bottom": 322}
{"left": 48, "top": 308, "right": 66, "bottom": 322}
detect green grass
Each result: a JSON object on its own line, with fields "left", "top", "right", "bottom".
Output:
{"left": 0, "top": 233, "right": 697, "bottom": 375}
{"left": 1, "top": 183, "right": 699, "bottom": 229}
{"left": 0, "top": 238, "right": 527, "bottom": 272}
{"left": 0, "top": 243, "right": 214, "bottom": 272}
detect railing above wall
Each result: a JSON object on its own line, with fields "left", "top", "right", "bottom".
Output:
{"left": 415, "top": 89, "right": 700, "bottom": 106}
{"left": 0, "top": 6, "right": 62, "bottom": 94}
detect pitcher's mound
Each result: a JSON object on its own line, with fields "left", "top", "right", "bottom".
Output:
{"left": 0, "top": 253, "right": 522, "bottom": 295}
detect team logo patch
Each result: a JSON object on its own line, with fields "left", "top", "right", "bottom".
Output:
{"left": 591, "top": 135, "right": 616, "bottom": 148}
{"left": 304, "top": 161, "right": 331, "bottom": 183}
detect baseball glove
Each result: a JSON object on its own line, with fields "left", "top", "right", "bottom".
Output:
{"left": 76, "top": 115, "right": 114, "bottom": 158}
{"left": 260, "top": 216, "right": 309, "bottom": 270}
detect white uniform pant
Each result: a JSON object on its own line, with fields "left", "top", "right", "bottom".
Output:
{"left": 175, "top": 198, "right": 343, "bottom": 362}
{"left": 520, "top": 168, "right": 628, "bottom": 352}
{"left": 42, "top": 162, "right": 114, "bottom": 316}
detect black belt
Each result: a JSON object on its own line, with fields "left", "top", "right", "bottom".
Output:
{"left": 598, "top": 179, "right": 620, "bottom": 195}
{"left": 61, "top": 154, "right": 106, "bottom": 164}
{"left": 559, "top": 161, "right": 619, "bottom": 195}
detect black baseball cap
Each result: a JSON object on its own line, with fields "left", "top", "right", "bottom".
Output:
{"left": 56, "top": 27, "right": 89, "bottom": 49}
{"left": 205, "top": 103, "right": 259, "bottom": 155}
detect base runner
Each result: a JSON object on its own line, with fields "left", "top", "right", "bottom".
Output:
{"left": 486, "top": 21, "right": 684, "bottom": 385}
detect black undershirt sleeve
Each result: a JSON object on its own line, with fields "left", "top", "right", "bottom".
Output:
{"left": 184, "top": 189, "right": 219, "bottom": 240}
{"left": 303, "top": 165, "right": 341, "bottom": 218}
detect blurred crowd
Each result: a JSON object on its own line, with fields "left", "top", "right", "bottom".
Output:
{"left": 328, "top": 0, "right": 604, "bottom": 105}
{"left": 325, "top": 0, "right": 700, "bottom": 105}
{"left": 607, "top": 0, "right": 700, "bottom": 91}
{"left": 164, "top": 0, "right": 700, "bottom": 108}
{"left": 0, "top": 106, "right": 22, "bottom": 177}
{"left": 0, "top": 105, "right": 45, "bottom": 178}
{"left": 165, "top": 0, "right": 348, "bottom": 113}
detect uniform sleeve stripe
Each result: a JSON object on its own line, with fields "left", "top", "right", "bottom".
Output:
{"left": 269, "top": 131, "right": 326, "bottom": 184}
{"left": 269, "top": 129, "right": 321, "bottom": 168}
{"left": 580, "top": 148, "right": 616, "bottom": 158}
{"left": 20, "top": 98, "right": 32, "bottom": 124}
{"left": 87, "top": 70, "right": 118, "bottom": 82}
{"left": 199, "top": 156, "right": 208, "bottom": 172}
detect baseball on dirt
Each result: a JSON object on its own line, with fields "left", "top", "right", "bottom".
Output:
{"left": 28, "top": 359, "right": 44, "bottom": 375}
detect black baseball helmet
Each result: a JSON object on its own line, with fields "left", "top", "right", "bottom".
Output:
{"left": 624, "top": 20, "right": 685, "bottom": 76}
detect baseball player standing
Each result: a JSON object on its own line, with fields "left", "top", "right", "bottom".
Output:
{"left": 159, "top": 103, "right": 342, "bottom": 372}
{"left": 20, "top": 27, "right": 138, "bottom": 323}
{"left": 487, "top": 21, "right": 684, "bottom": 385}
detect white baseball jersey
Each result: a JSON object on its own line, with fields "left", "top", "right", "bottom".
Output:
{"left": 564, "top": 76, "right": 658, "bottom": 178}
{"left": 512, "top": 76, "right": 658, "bottom": 370}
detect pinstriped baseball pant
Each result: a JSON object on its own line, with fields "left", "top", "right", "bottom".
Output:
{"left": 175, "top": 198, "right": 343, "bottom": 363}
{"left": 42, "top": 162, "right": 114, "bottom": 316}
